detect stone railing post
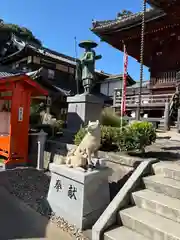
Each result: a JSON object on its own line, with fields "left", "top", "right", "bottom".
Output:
{"left": 113, "top": 89, "right": 117, "bottom": 106}
{"left": 177, "top": 108, "right": 180, "bottom": 133}
{"left": 164, "top": 102, "right": 170, "bottom": 131}
{"left": 37, "top": 130, "right": 48, "bottom": 170}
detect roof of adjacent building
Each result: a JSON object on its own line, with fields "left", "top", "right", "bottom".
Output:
{"left": 102, "top": 73, "right": 136, "bottom": 85}
{"left": 30, "top": 45, "right": 76, "bottom": 66}
{"left": 0, "top": 71, "right": 19, "bottom": 78}
{"left": 0, "top": 67, "right": 71, "bottom": 96}
{"left": 92, "top": 8, "right": 165, "bottom": 33}
{"left": 0, "top": 34, "right": 109, "bottom": 78}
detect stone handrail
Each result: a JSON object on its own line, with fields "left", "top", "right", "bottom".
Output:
{"left": 168, "top": 91, "right": 178, "bottom": 118}
{"left": 92, "top": 158, "right": 157, "bottom": 240}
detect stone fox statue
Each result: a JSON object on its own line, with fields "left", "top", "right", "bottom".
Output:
{"left": 66, "top": 120, "right": 101, "bottom": 169}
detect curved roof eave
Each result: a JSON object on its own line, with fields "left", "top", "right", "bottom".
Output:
{"left": 91, "top": 8, "right": 165, "bottom": 34}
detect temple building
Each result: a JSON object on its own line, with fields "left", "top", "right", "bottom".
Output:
{"left": 91, "top": 0, "right": 180, "bottom": 120}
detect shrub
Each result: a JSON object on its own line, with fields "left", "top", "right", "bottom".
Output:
{"left": 101, "top": 126, "right": 121, "bottom": 150}
{"left": 118, "top": 121, "right": 156, "bottom": 153}
{"left": 52, "top": 119, "right": 64, "bottom": 135}
{"left": 29, "top": 114, "right": 41, "bottom": 125}
{"left": 52, "top": 119, "right": 64, "bottom": 131}
{"left": 29, "top": 103, "right": 41, "bottom": 125}
{"left": 74, "top": 127, "right": 86, "bottom": 146}
{"left": 74, "top": 125, "right": 121, "bottom": 151}
{"left": 74, "top": 121, "right": 156, "bottom": 154}
{"left": 101, "top": 108, "right": 127, "bottom": 127}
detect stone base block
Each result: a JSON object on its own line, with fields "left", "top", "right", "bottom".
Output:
{"left": 67, "top": 93, "right": 103, "bottom": 132}
{"left": 47, "top": 163, "right": 111, "bottom": 230}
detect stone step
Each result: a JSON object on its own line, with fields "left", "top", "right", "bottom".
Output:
{"left": 158, "top": 123, "right": 177, "bottom": 130}
{"left": 143, "top": 175, "right": 180, "bottom": 199}
{"left": 153, "top": 162, "right": 180, "bottom": 180}
{"left": 106, "top": 161, "right": 134, "bottom": 200}
{"left": 106, "top": 161, "right": 134, "bottom": 183}
{"left": 158, "top": 121, "right": 164, "bottom": 129}
{"left": 120, "top": 206, "right": 180, "bottom": 239}
{"left": 104, "top": 226, "right": 150, "bottom": 240}
{"left": 99, "top": 152, "right": 143, "bottom": 167}
{"left": 170, "top": 128, "right": 178, "bottom": 132}
{"left": 171, "top": 125, "right": 177, "bottom": 129}
{"left": 133, "top": 189, "right": 180, "bottom": 223}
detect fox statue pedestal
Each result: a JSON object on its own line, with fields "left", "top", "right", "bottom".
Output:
{"left": 47, "top": 163, "right": 111, "bottom": 230}
{"left": 67, "top": 94, "right": 103, "bottom": 133}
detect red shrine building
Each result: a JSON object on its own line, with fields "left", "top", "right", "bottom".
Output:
{"left": 91, "top": 0, "right": 180, "bottom": 121}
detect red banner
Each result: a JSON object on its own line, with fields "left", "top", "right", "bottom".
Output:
{"left": 121, "top": 45, "right": 128, "bottom": 116}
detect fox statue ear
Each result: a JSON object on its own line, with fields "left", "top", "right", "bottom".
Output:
{"left": 88, "top": 120, "right": 91, "bottom": 125}
{"left": 96, "top": 120, "right": 99, "bottom": 124}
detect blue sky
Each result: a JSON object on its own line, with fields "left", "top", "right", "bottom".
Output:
{"left": 0, "top": 0, "right": 150, "bottom": 81}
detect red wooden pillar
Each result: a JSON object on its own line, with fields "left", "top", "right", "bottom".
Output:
{"left": 0, "top": 75, "right": 48, "bottom": 167}
{"left": 6, "top": 82, "right": 31, "bottom": 165}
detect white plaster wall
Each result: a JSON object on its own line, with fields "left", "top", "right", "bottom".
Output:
{"left": 100, "top": 80, "right": 123, "bottom": 97}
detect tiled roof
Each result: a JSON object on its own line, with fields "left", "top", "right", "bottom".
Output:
{"left": 0, "top": 68, "right": 42, "bottom": 79}
{"left": 0, "top": 68, "right": 70, "bottom": 96}
{"left": 51, "top": 85, "right": 71, "bottom": 96}
{"left": 29, "top": 45, "right": 76, "bottom": 66}
{"left": 103, "top": 73, "right": 136, "bottom": 85}
{"left": 30, "top": 46, "right": 109, "bottom": 77}
{"left": 92, "top": 8, "right": 165, "bottom": 32}
{"left": 0, "top": 71, "right": 20, "bottom": 78}
{"left": 105, "top": 74, "right": 123, "bottom": 80}
{"left": 10, "top": 43, "right": 108, "bottom": 77}
{"left": 0, "top": 34, "right": 108, "bottom": 77}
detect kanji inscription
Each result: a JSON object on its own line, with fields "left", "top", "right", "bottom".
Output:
{"left": 54, "top": 179, "right": 62, "bottom": 192}
{"left": 68, "top": 184, "right": 77, "bottom": 200}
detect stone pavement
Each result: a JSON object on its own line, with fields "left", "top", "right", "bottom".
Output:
{"left": 156, "top": 129, "right": 180, "bottom": 140}
{"left": 0, "top": 186, "right": 74, "bottom": 240}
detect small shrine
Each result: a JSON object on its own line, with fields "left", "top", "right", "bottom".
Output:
{"left": 0, "top": 71, "right": 48, "bottom": 167}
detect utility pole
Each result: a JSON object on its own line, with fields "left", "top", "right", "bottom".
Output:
{"left": 136, "top": 0, "right": 146, "bottom": 120}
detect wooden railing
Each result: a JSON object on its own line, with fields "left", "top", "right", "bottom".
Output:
{"left": 113, "top": 90, "right": 173, "bottom": 108}
{"left": 151, "top": 71, "right": 177, "bottom": 86}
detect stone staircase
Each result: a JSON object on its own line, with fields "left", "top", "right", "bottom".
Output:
{"left": 158, "top": 119, "right": 178, "bottom": 131}
{"left": 104, "top": 161, "right": 180, "bottom": 240}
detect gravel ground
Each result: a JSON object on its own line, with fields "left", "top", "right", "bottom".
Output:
{"left": 0, "top": 167, "right": 88, "bottom": 240}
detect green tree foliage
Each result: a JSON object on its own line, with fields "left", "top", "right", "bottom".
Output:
{"left": 0, "top": 21, "right": 41, "bottom": 45}
{"left": 117, "top": 10, "right": 133, "bottom": 18}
